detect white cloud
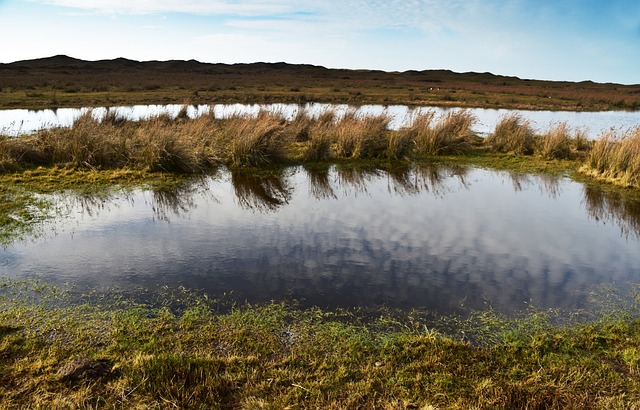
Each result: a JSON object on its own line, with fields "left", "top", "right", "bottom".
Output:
{"left": 28, "top": 0, "right": 298, "bottom": 16}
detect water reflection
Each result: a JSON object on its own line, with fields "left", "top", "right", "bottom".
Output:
{"left": 506, "top": 172, "right": 561, "bottom": 199}
{"left": 305, "top": 166, "right": 336, "bottom": 200}
{"left": 583, "top": 185, "right": 640, "bottom": 240}
{"left": 2, "top": 164, "right": 640, "bottom": 314}
{"left": 150, "top": 177, "right": 214, "bottom": 222}
{"left": 231, "top": 169, "right": 292, "bottom": 212}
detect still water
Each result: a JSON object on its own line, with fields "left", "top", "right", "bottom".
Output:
{"left": 2, "top": 164, "right": 639, "bottom": 314}
{"left": 1, "top": 103, "right": 639, "bottom": 138}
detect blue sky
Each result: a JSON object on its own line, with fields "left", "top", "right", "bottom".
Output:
{"left": 1, "top": 0, "right": 638, "bottom": 84}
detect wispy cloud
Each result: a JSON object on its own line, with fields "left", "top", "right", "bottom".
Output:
{"left": 28, "top": 0, "right": 300, "bottom": 16}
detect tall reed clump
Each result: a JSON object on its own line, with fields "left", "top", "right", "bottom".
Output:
{"left": 285, "top": 106, "right": 314, "bottom": 142}
{"left": 226, "top": 111, "right": 288, "bottom": 167}
{"left": 389, "top": 110, "right": 435, "bottom": 159}
{"left": 303, "top": 111, "right": 336, "bottom": 161}
{"left": 414, "top": 110, "right": 477, "bottom": 155}
{"left": 41, "top": 110, "right": 128, "bottom": 168}
{"left": 130, "top": 115, "right": 216, "bottom": 173}
{"left": 582, "top": 126, "right": 640, "bottom": 188}
{"left": 536, "top": 122, "right": 580, "bottom": 160}
{"left": 484, "top": 113, "right": 535, "bottom": 155}
{"left": 334, "top": 112, "right": 390, "bottom": 159}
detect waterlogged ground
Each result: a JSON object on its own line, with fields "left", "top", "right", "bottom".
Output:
{"left": 2, "top": 164, "right": 639, "bottom": 315}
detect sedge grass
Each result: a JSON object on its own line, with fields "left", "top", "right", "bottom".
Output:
{"left": 537, "top": 122, "right": 592, "bottom": 160}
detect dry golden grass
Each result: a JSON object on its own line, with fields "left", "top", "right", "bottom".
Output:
{"left": 485, "top": 113, "right": 535, "bottom": 155}
{"left": 582, "top": 126, "right": 640, "bottom": 187}
{"left": 225, "top": 111, "right": 288, "bottom": 167}
{"left": 537, "top": 122, "right": 590, "bottom": 160}
{"left": 334, "top": 111, "right": 390, "bottom": 159}
{"left": 414, "top": 110, "right": 477, "bottom": 155}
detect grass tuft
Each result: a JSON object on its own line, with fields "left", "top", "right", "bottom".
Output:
{"left": 334, "top": 111, "right": 390, "bottom": 159}
{"left": 228, "top": 112, "right": 288, "bottom": 167}
{"left": 414, "top": 109, "right": 477, "bottom": 155}
{"left": 537, "top": 122, "right": 590, "bottom": 160}
{"left": 581, "top": 126, "right": 640, "bottom": 188}
{"left": 484, "top": 113, "right": 535, "bottom": 155}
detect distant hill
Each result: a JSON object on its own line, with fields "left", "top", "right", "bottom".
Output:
{"left": 1, "top": 56, "right": 638, "bottom": 111}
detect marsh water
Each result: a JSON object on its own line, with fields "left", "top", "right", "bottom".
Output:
{"left": 2, "top": 164, "right": 640, "bottom": 315}
{"left": 1, "top": 103, "right": 640, "bottom": 138}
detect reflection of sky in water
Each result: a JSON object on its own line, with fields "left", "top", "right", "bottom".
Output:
{"left": 1, "top": 103, "right": 639, "bottom": 138}
{"left": 1, "top": 166, "right": 640, "bottom": 315}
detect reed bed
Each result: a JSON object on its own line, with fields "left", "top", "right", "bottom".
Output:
{"left": 334, "top": 111, "right": 390, "bottom": 159}
{"left": 413, "top": 110, "right": 477, "bottom": 155}
{"left": 224, "top": 111, "right": 288, "bottom": 167}
{"left": 537, "top": 122, "right": 591, "bottom": 160}
{"left": 484, "top": 113, "right": 535, "bottom": 155}
{"left": 582, "top": 126, "right": 640, "bottom": 188}
{"left": 1, "top": 105, "right": 639, "bottom": 189}
{"left": 303, "top": 111, "right": 336, "bottom": 161}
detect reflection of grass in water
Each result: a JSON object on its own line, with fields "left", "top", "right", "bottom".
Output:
{"left": 231, "top": 169, "right": 292, "bottom": 212}
{"left": 0, "top": 167, "right": 191, "bottom": 245}
{"left": 1, "top": 279, "right": 639, "bottom": 409}
{"left": 334, "top": 165, "right": 381, "bottom": 195}
{"left": 305, "top": 165, "right": 336, "bottom": 200}
{"left": 583, "top": 183, "right": 640, "bottom": 240}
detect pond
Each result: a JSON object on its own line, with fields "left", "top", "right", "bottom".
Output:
{"left": 2, "top": 164, "right": 639, "bottom": 315}
{"left": 1, "top": 103, "right": 639, "bottom": 138}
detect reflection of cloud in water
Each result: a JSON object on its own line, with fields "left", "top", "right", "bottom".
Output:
{"left": 2, "top": 165, "right": 640, "bottom": 315}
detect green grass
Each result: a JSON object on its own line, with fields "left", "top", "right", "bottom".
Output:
{"left": 0, "top": 280, "right": 639, "bottom": 409}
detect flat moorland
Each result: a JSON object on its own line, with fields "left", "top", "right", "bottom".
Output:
{"left": 1, "top": 55, "right": 639, "bottom": 111}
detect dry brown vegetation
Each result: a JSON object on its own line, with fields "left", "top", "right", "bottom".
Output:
{"left": 582, "top": 126, "right": 640, "bottom": 187}
{"left": 2, "top": 55, "right": 639, "bottom": 111}
{"left": 1, "top": 106, "right": 640, "bottom": 189}
{"left": 484, "top": 113, "right": 535, "bottom": 155}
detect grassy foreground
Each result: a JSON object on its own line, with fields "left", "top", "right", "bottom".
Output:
{"left": 1, "top": 282, "right": 639, "bottom": 409}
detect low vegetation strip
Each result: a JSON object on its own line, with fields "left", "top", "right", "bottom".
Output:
{"left": 0, "top": 107, "right": 638, "bottom": 190}
{"left": 1, "top": 282, "right": 639, "bottom": 409}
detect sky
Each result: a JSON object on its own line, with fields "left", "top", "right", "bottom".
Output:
{"left": 1, "top": 0, "right": 638, "bottom": 84}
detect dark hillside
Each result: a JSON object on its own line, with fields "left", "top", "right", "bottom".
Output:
{"left": 1, "top": 55, "right": 638, "bottom": 110}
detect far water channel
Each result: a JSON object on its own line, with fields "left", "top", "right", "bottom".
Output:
{"left": 2, "top": 164, "right": 640, "bottom": 315}
{"left": 1, "top": 103, "right": 640, "bottom": 138}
